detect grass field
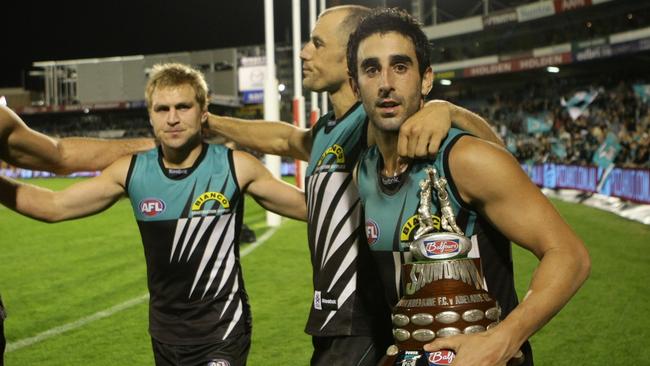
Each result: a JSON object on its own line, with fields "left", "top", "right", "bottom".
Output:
{"left": 1, "top": 178, "right": 649, "bottom": 365}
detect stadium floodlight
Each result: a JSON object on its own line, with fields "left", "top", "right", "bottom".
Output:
{"left": 440, "top": 79, "right": 452, "bottom": 86}
{"left": 547, "top": 66, "right": 560, "bottom": 73}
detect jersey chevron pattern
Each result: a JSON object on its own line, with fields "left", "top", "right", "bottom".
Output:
{"left": 304, "top": 103, "right": 388, "bottom": 336}
{"left": 126, "top": 144, "right": 250, "bottom": 345}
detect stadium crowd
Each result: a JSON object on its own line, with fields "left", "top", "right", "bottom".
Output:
{"left": 4, "top": 78, "right": 649, "bottom": 171}
{"left": 465, "top": 78, "right": 650, "bottom": 168}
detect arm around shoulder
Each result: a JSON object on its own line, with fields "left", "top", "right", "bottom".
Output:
{"left": 0, "top": 105, "right": 154, "bottom": 174}
{"left": 1, "top": 106, "right": 61, "bottom": 171}
{"left": 56, "top": 137, "right": 155, "bottom": 174}
{"left": 447, "top": 101, "right": 503, "bottom": 147}
{"left": 207, "top": 113, "right": 312, "bottom": 161}
{"left": 397, "top": 100, "right": 503, "bottom": 159}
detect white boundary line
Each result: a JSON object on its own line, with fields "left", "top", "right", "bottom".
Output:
{"left": 6, "top": 294, "right": 149, "bottom": 353}
{"left": 6, "top": 224, "right": 281, "bottom": 353}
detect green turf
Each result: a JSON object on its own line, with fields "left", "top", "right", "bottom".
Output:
{"left": 1, "top": 178, "right": 649, "bottom": 365}
{"left": 512, "top": 199, "right": 650, "bottom": 365}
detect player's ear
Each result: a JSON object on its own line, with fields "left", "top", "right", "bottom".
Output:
{"left": 421, "top": 66, "right": 433, "bottom": 96}
{"left": 349, "top": 72, "right": 360, "bottom": 100}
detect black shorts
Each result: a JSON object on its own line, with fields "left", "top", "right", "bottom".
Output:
{"left": 311, "top": 335, "right": 390, "bottom": 366}
{"left": 151, "top": 332, "right": 251, "bottom": 366}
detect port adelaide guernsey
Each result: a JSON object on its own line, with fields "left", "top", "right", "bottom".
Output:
{"left": 305, "top": 102, "right": 390, "bottom": 336}
{"left": 126, "top": 144, "right": 250, "bottom": 345}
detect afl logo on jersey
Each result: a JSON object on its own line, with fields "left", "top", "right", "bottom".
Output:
{"left": 139, "top": 198, "right": 166, "bottom": 217}
{"left": 365, "top": 219, "right": 380, "bottom": 246}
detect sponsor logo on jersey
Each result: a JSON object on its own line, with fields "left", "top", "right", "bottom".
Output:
{"left": 316, "top": 144, "right": 345, "bottom": 166}
{"left": 313, "top": 290, "right": 338, "bottom": 311}
{"left": 138, "top": 198, "right": 166, "bottom": 217}
{"left": 401, "top": 214, "right": 441, "bottom": 242}
{"left": 192, "top": 191, "right": 230, "bottom": 213}
{"left": 366, "top": 219, "right": 380, "bottom": 245}
{"left": 206, "top": 360, "right": 230, "bottom": 366}
{"left": 427, "top": 350, "right": 455, "bottom": 365}
{"left": 313, "top": 290, "right": 322, "bottom": 310}
{"left": 424, "top": 239, "right": 460, "bottom": 256}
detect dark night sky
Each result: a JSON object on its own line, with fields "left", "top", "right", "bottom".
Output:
{"left": 0, "top": 0, "right": 412, "bottom": 89}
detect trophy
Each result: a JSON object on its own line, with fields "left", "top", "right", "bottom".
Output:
{"left": 381, "top": 167, "right": 508, "bottom": 366}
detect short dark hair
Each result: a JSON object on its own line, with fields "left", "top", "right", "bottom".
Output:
{"left": 347, "top": 8, "right": 431, "bottom": 82}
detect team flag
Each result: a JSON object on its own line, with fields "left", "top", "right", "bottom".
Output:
{"left": 592, "top": 132, "right": 621, "bottom": 169}
{"left": 561, "top": 90, "right": 599, "bottom": 120}
{"left": 633, "top": 84, "right": 650, "bottom": 103}
{"left": 526, "top": 113, "right": 553, "bottom": 134}
{"left": 551, "top": 138, "right": 567, "bottom": 159}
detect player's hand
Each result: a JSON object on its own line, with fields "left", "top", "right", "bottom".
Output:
{"left": 202, "top": 113, "right": 221, "bottom": 138}
{"left": 423, "top": 328, "right": 524, "bottom": 366}
{"left": 397, "top": 99, "right": 451, "bottom": 158}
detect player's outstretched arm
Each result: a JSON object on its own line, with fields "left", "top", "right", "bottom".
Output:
{"left": 206, "top": 114, "right": 312, "bottom": 161}
{"left": 232, "top": 150, "right": 307, "bottom": 221}
{"left": 0, "top": 156, "right": 131, "bottom": 223}
{"left": 1, "top": 106, "right": 155, "bottom": 174}
{"left": 396, "top": 100, "right": 504, "bottom": 158}
{"left": 55, "top": 137, "right": 155, "bottom": 175}
{"left": 423, "top": 136, "right": 590, "bottom": 366}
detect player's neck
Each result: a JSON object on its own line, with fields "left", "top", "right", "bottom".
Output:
{"left": 161, "top": 138, "right": 203, "bottom": 169}
{"left": 329, "top": 82, "right": 357, "bottom": 119}
{"left": 374, "top": 129, "right": 404, "bottom": 176}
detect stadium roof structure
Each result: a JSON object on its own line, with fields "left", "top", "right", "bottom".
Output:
{"left": 14, "top": 0, "right": 649, "bottom": 113}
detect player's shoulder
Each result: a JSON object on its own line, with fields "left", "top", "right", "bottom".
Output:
{"left": 448, "top": 134, "right": 521, "bottom": 186}
{"left": 231, "top": 148, "right": 259, "bottom": 165}
{"left": 109, "top": 154, "right": 136, "bottom": 172}
{"left": 451, "top": 134, "right": 511, "bottom": 162}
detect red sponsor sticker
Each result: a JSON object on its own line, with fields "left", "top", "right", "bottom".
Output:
{"left": 427, "top": 350, "right": 455, "bottom": 365}
{"left": 425, "top": 239, "right": 460, "bottom": 255}
{"left": 139, "top": 198, "right": 166, "bottom": 217}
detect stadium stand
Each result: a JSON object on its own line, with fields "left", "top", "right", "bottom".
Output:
{"left": 1, "top": 0, "right": 647, "bottom": 209}
{"left": 458, "top": 76, "right": 649, "bottom": 168}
